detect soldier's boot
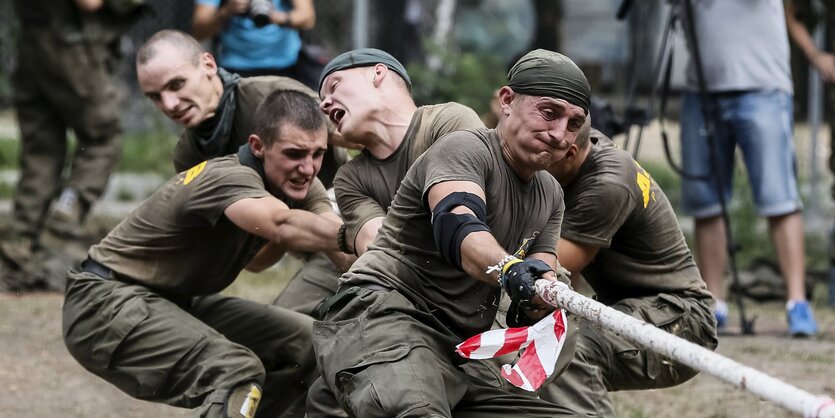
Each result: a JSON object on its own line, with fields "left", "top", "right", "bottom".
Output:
{"left": 32, "top": 188, "right": 90, "bottom": 292}
{"left": 0, "top": 230, "right": 37, "bottom": 292}
{"left": 44, "top": 188, "right": 88, "bottom": 241}
{"left": 199, "top": 382, "right": 262, "bottom": 418}
{"left": 0, "top": 234, "right": 34, "bottom": 270}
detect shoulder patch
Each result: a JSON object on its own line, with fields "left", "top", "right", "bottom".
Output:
{"left": 184, "top": 161, "right": 208, "bottom": 185}
{"left": 633, "top": 161, "right": 656, "bottom": 208}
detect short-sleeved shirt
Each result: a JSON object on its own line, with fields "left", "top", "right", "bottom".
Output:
{"left": 685, "top": 0, "right": 792, "bottom": 93}
{"left": 89, "top": 154, "right": 332, "bottom": 296}
{"left": 334, "top": 102, "right": 484, "bottom": 249}
{"left": 195, "top": 0, "right": 301, "bottom": 71}
{"left": 341, "top": 129, "right": 565, "bottom": 339}
{"left": 173, "top": 75, "right": 315, "bottom": 172}
{"left": 561, "top": 132, "right": 708, "bottom": 304}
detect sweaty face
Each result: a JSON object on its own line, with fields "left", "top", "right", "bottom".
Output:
{"left": 319, "top": 67, "right": 378, "bottom": 145}
{"left": 137, "top": 46, "right": 221, "bottom": 128}
{"left": 261, "top": 124, "right": 329, "bottom": 202}
{"left": 503, "top": 93, "right": 586, "bottom": 173}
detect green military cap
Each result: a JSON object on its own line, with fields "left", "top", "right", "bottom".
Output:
{"left": 318, "top": 48, "right": 412, "bottom": 94}
{"left": 507, "top": 49, "right": 591, "bottom": 115}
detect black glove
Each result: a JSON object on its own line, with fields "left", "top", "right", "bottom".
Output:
{"left": 500, "top": 258, "right": 553, "bottom": 307}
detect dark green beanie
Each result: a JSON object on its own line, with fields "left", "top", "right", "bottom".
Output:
{"left": 318, "top": 48, "right": 412, "bottom": 94}
{"left": 507, "top": 49, "right": 590, "bottom": 115}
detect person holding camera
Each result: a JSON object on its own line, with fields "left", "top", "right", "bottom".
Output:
{"left": 192, "top": 0, "right": 315, "bottom": 82}
{"left": 680, "top": 0, "right": 818, "bottom": 337}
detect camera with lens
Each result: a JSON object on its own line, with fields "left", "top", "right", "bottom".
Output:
{"left": 249, "top": 0, "right": 274, "bottom": 28}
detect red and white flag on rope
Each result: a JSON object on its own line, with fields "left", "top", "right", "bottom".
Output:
{"left": 455, "top": 309, "right": 568, "bottom": 392}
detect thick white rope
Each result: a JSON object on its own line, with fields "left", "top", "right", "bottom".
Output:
{"left": 534, "top": 280, "right": 835, "bottom": 418}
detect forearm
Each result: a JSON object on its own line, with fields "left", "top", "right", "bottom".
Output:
{"left": 460, "top": 231, "right": 512, "bottom": 286}
{"left": 272, "top": 0, "right": 315, "bottom": 29}
{"left": 193, "top": 5, "right": 235, "bottom": 40}
{"left": 272, "top": 209, "right": 341, "bottom": 252}
{"left": 785, "top": 3, "right": 819, "bottom": 60}
{"left": 354, "top": 217, "right": 383, "bottom": 256}
{"left": 245, "top": 242, "right": 285, "bottom": 272}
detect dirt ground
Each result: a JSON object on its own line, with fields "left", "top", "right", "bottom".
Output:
{"left": 1, "top": 270, "right": 833, "bottom": 418}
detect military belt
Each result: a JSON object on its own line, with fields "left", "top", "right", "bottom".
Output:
{"left": 81, "top": 257, "right": 115, "bottom": 279}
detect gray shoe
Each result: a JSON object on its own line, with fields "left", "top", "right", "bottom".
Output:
{"left": 45, "top": 188, "right": 88, "bottom": 241}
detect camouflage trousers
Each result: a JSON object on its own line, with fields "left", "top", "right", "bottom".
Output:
{"left": 313, "top": 286, "right": 578, "bottom": 418}
{"left": 2, "top": 29, "right": 123, "bottom": 291}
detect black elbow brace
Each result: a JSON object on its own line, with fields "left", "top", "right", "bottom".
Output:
{"left": 431, "top": 192, "right": 490, "bottom": 270}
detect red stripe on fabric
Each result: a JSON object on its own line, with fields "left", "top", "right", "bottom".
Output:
{"left": 455, "top": 333, "right": 483, "bottom": 358}
{"left": 502, "top": 365, "right": 525, "bottom": 388}
{"left": 553, "top": 310, "right": 566, "bottom": 339}
{"left": 493, "top": 326, "right": 529, "bottom": 357}
{"left": 517, "top": 342, "right": 547, "bottom": 388}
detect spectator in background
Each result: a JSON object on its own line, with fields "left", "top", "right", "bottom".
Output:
{"left": 680, "top": 0, "right": 818, "bottom": 337}
{"left": 192, "top": 0, "right": 316, "bottom": 86}
{"left": 786, "top": 0, "right": 835, "bottom": 307}
{"left": 0, "top": 0, "right": 144, "bottom": 292}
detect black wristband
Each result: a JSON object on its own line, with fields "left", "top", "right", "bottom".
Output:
{"left": 337, "top": 223, "right": 352, "bottom": 254}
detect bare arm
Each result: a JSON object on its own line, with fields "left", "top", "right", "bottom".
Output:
{"left": 270, "top": 0, "right": 315, "bottom": 30}
{"left": 224, "top": 196, "right": 340, "bottom": 252}
{"left": 192, "top": 0, "right": 249, "bottom": 41}
{"left": 354, "top": 216, "right": 383, "bottom": 256}
{"left": 556, "top": 238, "right": 600, "bottom": 287}
{"left": 75, "top": 0, "right": 104, "bottom": 12}
{"left": 785, "top": 1, "right": 835, "bottom": 82}
{"left": 245, "top": 242, "right": 286, "bottom": 272}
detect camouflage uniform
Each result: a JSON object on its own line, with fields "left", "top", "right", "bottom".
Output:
{"left": 1, "top": 0, "right": 141, "bottom": 291}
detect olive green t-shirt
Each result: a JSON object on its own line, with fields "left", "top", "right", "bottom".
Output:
{"left": 342, "top": 129, "right": 565, "bottom": 339}
{"left": 562, "top": 131, "right": 708, "bottom": 304}
{"left": 89, "top": 154, "right": 332, "bottom": 296}
{"left": 334, "top": 102, "right": 484, "bottom": 249}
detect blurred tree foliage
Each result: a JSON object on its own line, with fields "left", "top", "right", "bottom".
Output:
{"left": 408, "top": 43, "right": 506, "bottom": 117}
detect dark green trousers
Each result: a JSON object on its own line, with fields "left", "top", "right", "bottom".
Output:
{"left": 540, "top": 291, "right": 719, "bottom": 417}
{"left": 63, "top": 270, "right": 318, "bottom": 418}
{"left": 273, "top": 252, "right": 341, "bottom": 317}
{"left": 313, "top": 286, "right": 577, "bottom": 418}
{"left": 11, "top": 29, "right": 123, "bottom": 239}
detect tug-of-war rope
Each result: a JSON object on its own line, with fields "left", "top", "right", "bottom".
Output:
{"left": 523, "top": 280, "right": 835, "bottom": 418}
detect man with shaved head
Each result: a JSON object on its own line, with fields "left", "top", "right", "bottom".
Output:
{"left": 313, "top": 49, "right": 589, "bottom": 417}
{"left": 136, "top": 29, "right": 351, "bottom": 316}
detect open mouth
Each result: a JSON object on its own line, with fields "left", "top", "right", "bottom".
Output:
{"left": 330, "top": 109, "right": 346, "bottom": 127}
{"left": 289, "top": 178, "right": 310, "bottom": 188}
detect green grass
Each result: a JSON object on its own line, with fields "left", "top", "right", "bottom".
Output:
{"left": 116, "top": 131, "right": 177, "bottom": 176}
{"left": 0, "top": 178, "right": 12, "bottom": 199}
{"left": 0, "top": 138, "right": 19, "bottom": 169}
{"left": 0, "top": 130, "right": 177, "bottom": 175}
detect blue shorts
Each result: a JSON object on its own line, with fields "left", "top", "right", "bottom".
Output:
{"left": 679, "top": 90, "right": 803, "bottom": 218}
